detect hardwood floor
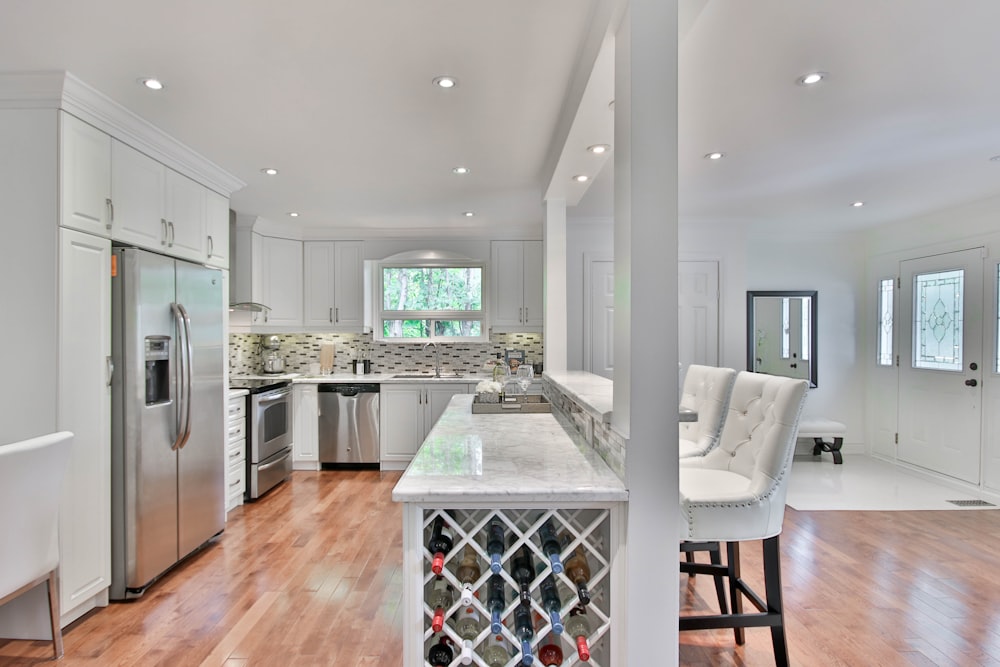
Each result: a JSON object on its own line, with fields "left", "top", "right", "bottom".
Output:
{"left": 4, "top": 472, "right": 1000, "bottom": 665}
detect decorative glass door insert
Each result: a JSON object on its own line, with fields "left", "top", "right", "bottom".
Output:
{"left": 913, "top": 269, "right": 964, "bottom": 371}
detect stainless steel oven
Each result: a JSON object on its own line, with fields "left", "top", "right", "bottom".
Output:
{"left": 234, "top": 381, "right": 293, "bottom": 500}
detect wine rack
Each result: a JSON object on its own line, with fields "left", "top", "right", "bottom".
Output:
{"left": 420, "top": 507, "right": 615, "bottom": 667}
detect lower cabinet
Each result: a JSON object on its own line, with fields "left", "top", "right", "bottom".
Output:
{"left": 292, "top": 384, "right": 320, "bottom": 470}
{"left": 380, "top": 383, "right": 471, "bottom": 470}
{"left": 226, "top": 394, "right": 246, "bottom": 513}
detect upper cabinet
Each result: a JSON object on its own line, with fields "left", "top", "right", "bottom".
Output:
{"left": 205, "top": 190, "right": 230, "bottom": 269}
{"left": 258, "top": 235, "right": 303, "bottom": 328}
{"left": 163, "top": 169, "right": 207, "bottom": 264}
{"left": 491, "top": 240, "right": 543, "bottom": 331}
{"left": 110, "top": 140, "right": 165, "bottom": 250}
{"left": 60, "top": 113, "right": 112, "bottom": 238}
{"left": 303, "top": 241, "right": 363, "bottom": 331}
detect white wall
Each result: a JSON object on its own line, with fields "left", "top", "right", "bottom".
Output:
{"left": 566, "top": 221, "right": 614, "bottom": 369}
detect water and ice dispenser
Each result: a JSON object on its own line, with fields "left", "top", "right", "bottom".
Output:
{"left": 144, "top": 335, "right": 171, "bottom": 405}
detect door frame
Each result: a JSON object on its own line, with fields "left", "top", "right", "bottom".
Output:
{"left": 583, "top": 252, "right": 613, "bottom": 376}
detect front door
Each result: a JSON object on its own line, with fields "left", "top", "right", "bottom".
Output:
{"left": 898, "top": 247, "right": 984, "bottom": 483}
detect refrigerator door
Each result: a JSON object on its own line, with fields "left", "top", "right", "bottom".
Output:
{"left": 112, "top": 248, "right": 181, "bottom": 596}
{"left": 174, "top": 259, "right": 225, "bottom": 558}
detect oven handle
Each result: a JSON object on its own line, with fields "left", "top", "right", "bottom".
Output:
{"left": 256, "top": 387, "right": 291, "bottom": 404}
{"left": 258, "top": 448, "right": 291, "bottom": 473}
{"left": 171, "top": 302, "right": 193, "bottom": 450}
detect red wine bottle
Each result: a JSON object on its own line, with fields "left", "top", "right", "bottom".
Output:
{"left": 512, "top": 601, "right": 535, "bottom": 665}
{"left": 538, "top": 572, "right": 564, "bottom": 634}
{"left": 429, "top": 577, "right": 454, "bottom": 633}
{"left": 428, "top": 514, "right": 454, "bottom": 575}
{"left": 537, "top": 519, "right": 564, "bottom": 574}
{"left": 455, "top": 544, "right": 481, "bottom": 606}
{"left": 486, "top": 516, "right": 506, "bottom": 574}
{"left": 564, "top": 607, "right": 591, "bottom": 662}
{"left": 538, "top": 639, "right": 564, "bottom": 666}
{"left": 487, "top": 573, "right": 506, "bottom": 634}
{"left": 560, "top": 534, "right": 591, "bottom": 606}
{"left": 428, "top": 635, "right": 454, "bottom": 667}
{"left": 510, "top": 542, "right": 536, "bottom": 606}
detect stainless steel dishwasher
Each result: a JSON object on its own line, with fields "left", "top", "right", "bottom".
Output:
{"left": 318, "top": 383, "right": 380, "bottom": 467}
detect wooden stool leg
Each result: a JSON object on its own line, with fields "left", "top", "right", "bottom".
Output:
{"left": 709, "top": 542, "right": 728, "bottom": 615}
{"left": 726, "top": 541, "right": 744, "bottom": 645}
{"left": 763, "top": 535, "right": 788, "bottom": 667}
{"left": 47, "top": 570, "right": 63, "bottom": 659}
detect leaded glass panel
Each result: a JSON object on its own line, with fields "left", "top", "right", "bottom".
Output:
{"left": 877, "top": 278, "right": 894, "bottom": 366}
{"left": 913, "top": 269, "right": 963, "bottom": 371}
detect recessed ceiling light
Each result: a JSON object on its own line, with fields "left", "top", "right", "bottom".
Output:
{"left": 433, "top": 76, "right": 458, "bottom": 89}
{"left": 704, "top": 152, "right": 725, "bottom": 160}
{"left": 588, "top": 144, "right": 611, "bottom": 155}
{"left": 990, "top": 155, "right": 1000, "bottom": 162}
{"left": 796, "top": 71, "right": 828, "bottom": 86}
{"left": 463, "top": 211, "right": 475, "bottom": 217}
{"left": 572, "top": 175, "right": 589, "bottom": 183}
{"left": 139, "top": 77, "right": 164, "bottom": 91}
{"left": 852, "top": 201, "right": 865, "bottom": 208}
{"left": 261, "top": 168, "right": 278, "bottom": 176}
{"left": 288, "top": 212, "right": 299, "bottom": 217}
{"left": 452, "top": 166, "right": 470, "bottom": 175}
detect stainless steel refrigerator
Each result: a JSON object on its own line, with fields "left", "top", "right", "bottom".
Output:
{"left": 110, "top": 247, "right": 225, "bottom": 600}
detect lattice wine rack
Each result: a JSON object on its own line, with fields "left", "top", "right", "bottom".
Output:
{"left": 420, "top": 507, "right": 614, "bottom": 667}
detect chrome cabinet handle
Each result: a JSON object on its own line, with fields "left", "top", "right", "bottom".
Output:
{"left": 519, "top": 307, "right": 523, "bottom": 323}
{"left": 335, "top": 307, "right": 339, "bottom": 323}
{"left": 524, "top": 306, "right": 528, "bottom": 322}
{"left": 161, "top": 219, "right": 168, "bottom": 245}
{"left": 106, "top": 356, "right": 114, "bottom": 387}
{"left": 167, "top": 221, "right": 175, "bottom": 247}
{"left": 329, "top": 307, "right": 333, "bottom": 323}
{"left": 106, "top": 198, "right": 114, "bottom": 230}
{"left": 207, "top": 235, "right": 214, "bottom": 258}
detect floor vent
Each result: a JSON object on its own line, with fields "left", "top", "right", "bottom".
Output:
{"left": 946, "top": 499, "right": 996, "bottom": 507}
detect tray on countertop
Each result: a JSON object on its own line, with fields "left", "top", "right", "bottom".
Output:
{"left": 471, "top": 394, "right": 552, "bottom": 413}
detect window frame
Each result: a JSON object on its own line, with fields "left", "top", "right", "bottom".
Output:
{"left": 374, "top": 258, "right": 489, "bottom": 343}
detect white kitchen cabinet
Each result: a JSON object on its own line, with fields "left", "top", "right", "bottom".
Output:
{"left": 205, "top": 190, "right": 230, "bottom": 269}
{"left": 380, "top": 383, "right": 469, "bottom": 470}
{"left": 303, "top": 240, "right": 364, "bottom": 330}
{"left": 292, "top": 384, "right": 320, "bottom": 470}
{"left": 490, "top": 240, "right": 543, "bottom": 331}
{"left": 60, "top": 112, "right": 112, "bottom": 238}
{"left": 164, "top": 169, "right": 208, "bottom": 263}
{"left": 226, "top": 395, "right": 246, "bottom": 513}
{"left": 258, "top": 235, "right": 304, "bottom": 328}
{"left": 57, "top": 228, "right": 112, "bottom": 625}
{"left": 110, "top": 139, "right": 166, "bottom": 250}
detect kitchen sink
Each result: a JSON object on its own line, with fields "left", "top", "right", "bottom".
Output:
{"left": 392, "top": 373, "right": 464, "bottom": 379}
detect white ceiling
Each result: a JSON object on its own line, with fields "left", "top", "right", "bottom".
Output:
{"left": 5, "top": 0, "right": 1000, "bottom": 237}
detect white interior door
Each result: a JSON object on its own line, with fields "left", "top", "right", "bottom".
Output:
{"left": 898, "top": 247, "right": 984, "bottom": 483}
{"left": 585, "top": 258, "right": 615, "bottom": 379}
{"left": 678, "top": 260, "right": 719, "bottom": 370}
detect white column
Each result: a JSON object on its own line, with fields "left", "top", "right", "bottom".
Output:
{"left": 614, "top": 1, "right": 680, "bottom": 664}
{"left": 543, "top": 198, "right": 568, "bottom": 372}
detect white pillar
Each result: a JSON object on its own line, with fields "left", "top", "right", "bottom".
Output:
{"left": 614, "top": 1, "right": 680, "bottom": 664}
{"left": 543, "top": 198, "right": 568, "bottom": 372}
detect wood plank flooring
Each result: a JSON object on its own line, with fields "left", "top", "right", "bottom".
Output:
{"left": 4, "top": 471, "right": 1000, "bottom": 665}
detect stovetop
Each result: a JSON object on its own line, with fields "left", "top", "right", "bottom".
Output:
{"left": 229, "top": 378, "right": 292, "bottom": 394}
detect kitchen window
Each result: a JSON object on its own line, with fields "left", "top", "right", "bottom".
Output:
{"left": 375, "top": 261, "right": 487, "bottom": 342}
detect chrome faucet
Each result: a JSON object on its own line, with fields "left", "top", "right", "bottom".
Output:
{"left": 424, "top": 342, "right": 441, "bottom": 377}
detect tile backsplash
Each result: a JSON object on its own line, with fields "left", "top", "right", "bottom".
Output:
{"left": 230, "top": 332, "right": 544, "bottom": 376}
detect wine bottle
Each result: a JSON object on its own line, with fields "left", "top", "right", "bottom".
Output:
{"left": 429, "top": 577, "right": 454, "bottom": 633}
{"left": 455, "top": 544, "right": 481, "bottom": 606}
{"left": 537, "top": 572, "right": 564, "bottom": 634}
{"left": 428, "top": 514, "right": 454, "bottom": 575}
{"left": 537, "top": 639, "right": 564, "bottom": 666}
{"left": 512, "top": 601, "right": 535, "bottom": 665}
{"left": 510, "top": 542, "right": 535, "bottom": 606}
{"left": 486, "top": 516, "right": 506, "bottom": 574}
{"left": 481, "top": 631, "right": 513, "bottom": 667}
{"left": 560, "top": 534, "right": 591, "bottom": 606}
{"left": 428, "top": 635, "right": 454, "bottom": 667}
{"left": 537, "top": 519, "right": 564, "bottom": 574}
{"left": 563, "top": 607, "right": 591, "bottom": 662}
{"left": 487, "top": 573, "right": 506, "bottom": 634}
{"left": 454, "top": 602, "right": 481, "bottom": 665}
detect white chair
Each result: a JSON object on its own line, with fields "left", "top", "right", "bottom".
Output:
{"left": 0, "top": 431, "right": 74, "bottom": 660}
{"left": 678, "top": 372, "right": 808, "bottom": 667}
{"left": 678, "top": 364, "right": 736, "bottom": 459}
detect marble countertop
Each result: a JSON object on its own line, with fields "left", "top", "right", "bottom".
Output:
{"left": 228, "top": 388, "right": 249, "bottom": 399}
{"left": 392, "top": 394, "right": 627, "bottom": 504}
{"left": 231, "top": 373, "right": 495, "bottom": 385}
{"left": 542, "top": 370, "right": 614, "bottom": 423}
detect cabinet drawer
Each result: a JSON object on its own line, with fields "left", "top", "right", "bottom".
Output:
{"left": 228, "top": 438, "right": 246, "bottom": 466}
{"left": 227, "top": 419, "right": 245, "bottom": 444}
{"left": 227, "top": 398, "right": 246, "bottom": 420}
{"left": 227, "top": 460, "right": 246, "bottom": 494}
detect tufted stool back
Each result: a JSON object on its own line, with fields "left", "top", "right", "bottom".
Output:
{"left": 678, "top": 365, "right": 736, "bottom": 458}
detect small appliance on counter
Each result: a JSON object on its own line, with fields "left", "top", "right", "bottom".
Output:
{"left": 260, "top": 335, "right": 285, "bottom": 374}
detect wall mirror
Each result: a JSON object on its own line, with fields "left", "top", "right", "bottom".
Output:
{"left": 747, "top": 290, "right": 818, "bottom": 388}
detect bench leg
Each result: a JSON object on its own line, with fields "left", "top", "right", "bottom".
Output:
{"left": 812, "top": 437, "right": 844, "bottom": 464}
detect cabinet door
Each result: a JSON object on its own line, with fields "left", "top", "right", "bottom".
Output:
{"left": 303, "top": 241, "right": 337, "bottom": 327}
{"left": 425, "top": 383, "right": 469, "bottom": 437}
{"left": 110, "top": 140, "right": 166, "bottom": 251}
{"left": 205, "top": 190, "right": 230, "bottom": 269}
{"left": 380, "top": 385, "right": 425, "bottom": 464}
{"left": 522, "top": 240, "right": 543, "bottom": 327}
{"left": 60, "top": 113, "right": 111, "bottom": 237}
{"left": 164, "top": 169, "right": 207, "bottom": 263}
{"left": 491, "top": 240, "right": 526, "bottom": 327}
{"left": 57, "top": 228, "right": 111, "bottom": 620}
{"left": 334, "top": 241, "right": 364, "bottom": 330}
{"left": 258, "top": 236, "right": 303, "bottom": 327}
{"left": 292, "top": 385, "right": 320, "bottom": 468}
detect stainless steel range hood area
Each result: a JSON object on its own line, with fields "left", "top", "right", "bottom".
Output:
{"left": 228, "top": 210, "right": 271, "bottom": 314}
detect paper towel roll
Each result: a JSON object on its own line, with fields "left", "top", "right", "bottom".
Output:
{"left": 319, "top": 343, "right": 336, "bottom": 374}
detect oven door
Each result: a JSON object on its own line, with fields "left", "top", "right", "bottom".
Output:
{"left": 250, "top": 386, "right": 292, "bottom": 463}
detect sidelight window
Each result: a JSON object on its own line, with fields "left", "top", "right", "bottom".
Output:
{"left": 877, "top": 278, "right": 894, "bottom": 366}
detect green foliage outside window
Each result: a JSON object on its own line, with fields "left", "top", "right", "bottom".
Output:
{"left": 379, "top": 265, "right": 486, "bottom": 341}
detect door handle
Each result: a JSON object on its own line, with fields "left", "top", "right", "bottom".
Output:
{"left": 965, "top": 379, "right": 978, "bottom": 387}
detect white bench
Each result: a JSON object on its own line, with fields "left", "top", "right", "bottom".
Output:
{"left": 797, "top": 418, "right": 847, "bottom": 464}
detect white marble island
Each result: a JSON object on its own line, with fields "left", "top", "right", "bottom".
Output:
{"left": 393, "top": 394, "right": 625, "bottom": 667}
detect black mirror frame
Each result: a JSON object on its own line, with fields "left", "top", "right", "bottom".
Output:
{"left": 746, "top": 290, "right": 818, "bottom": 388}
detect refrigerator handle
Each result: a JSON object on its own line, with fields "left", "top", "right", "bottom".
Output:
{"left": 170, "top": 303, "right": 193, "bottom": 450}
{"left": 178, "top": 303, "right": 194, "bottom": 449}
